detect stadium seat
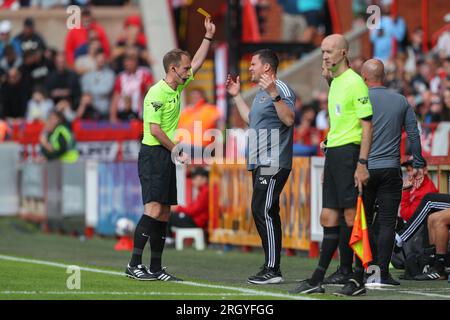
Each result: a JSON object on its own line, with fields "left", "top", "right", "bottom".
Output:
{"left": 173, "top": 228, "right": 205, "bottom": 251}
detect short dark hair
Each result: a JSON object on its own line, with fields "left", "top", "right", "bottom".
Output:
{"left": 163, "top": 49, "right": 191, "bottom": 73}
{"left": 252, "top": 49, "right": 279, "bottom": 73}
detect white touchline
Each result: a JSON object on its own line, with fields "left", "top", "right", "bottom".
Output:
{"left": 0, "top": 291, "right": 266, "bottom": 296}
{"left": 0, "top": 254, "right": 314, "bottom": 300}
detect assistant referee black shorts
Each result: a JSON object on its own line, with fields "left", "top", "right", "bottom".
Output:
{"left": 138, "top": 144, "right": 177, "bottom": 206}
{"left": 322, "top": 143, "right": 359, "bottom": 209}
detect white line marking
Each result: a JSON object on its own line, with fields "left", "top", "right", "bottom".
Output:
{"left": 0, "top": 254, "right": 314, "bottom": 300}
{"left": 0, "top": 291, "right": 267, "bottom": 296}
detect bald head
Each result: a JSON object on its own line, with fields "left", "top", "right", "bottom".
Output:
{"left": 321, "top": 34, "right": 350, "bottom": 76}
{"left": 361, "top": 59, "right": 385, "bottom": 84}
{"left": 322, "top": 34, "right": 349, "bottom": 51}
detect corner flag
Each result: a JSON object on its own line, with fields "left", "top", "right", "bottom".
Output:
{"left": 349, "top": 195, "right": 373, "bottom": 269}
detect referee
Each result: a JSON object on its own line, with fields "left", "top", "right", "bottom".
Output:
{"left": 226, "top": 49, "right": 296, "bottom": 284}
{"left": 290, "top": 34, "right": 373, "bottom": 296}
{"left": 359, "top": 59, "right": 425, "bottom": 286}
{"left": 125, "top": 17, "right": 215, "bottom": 281}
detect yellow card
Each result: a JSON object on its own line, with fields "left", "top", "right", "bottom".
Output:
{"left": 196, "top": 7, "right": 211, "bottom": 18}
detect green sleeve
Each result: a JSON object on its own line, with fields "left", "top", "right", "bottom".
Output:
{"left": 353, "top": 80, "right": 373, "bottom": 119}
{"left": 143, "top": 88, "right": 164, "bottom": 125}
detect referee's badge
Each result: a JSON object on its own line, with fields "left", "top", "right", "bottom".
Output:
{"left": 335, "top": 103, "right": 342, "bottom": 115}
{"left": 151, "top": 101, "right": 163, "bottom": 112}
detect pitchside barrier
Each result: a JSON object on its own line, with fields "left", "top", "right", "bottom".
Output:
{"left": 208, "top": 158, "right": 311, "bottom": 250}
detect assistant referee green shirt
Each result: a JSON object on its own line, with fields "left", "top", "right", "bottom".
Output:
{"left": 327, "top": 68, "right": 373, "bottom": 148}
{"left": 142, "top": 71, "right": 194, "bottom": 146}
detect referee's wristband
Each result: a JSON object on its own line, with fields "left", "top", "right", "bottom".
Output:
{"left": 204, "top": 36, "right": 213, "bottom": 41}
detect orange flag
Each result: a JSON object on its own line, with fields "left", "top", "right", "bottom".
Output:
{"left": 349, "top": 195, "right": 373, "bottom": 269}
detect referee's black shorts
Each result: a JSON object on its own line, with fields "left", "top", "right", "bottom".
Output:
{"left": 322, "top": 143, "right": 359, "bottom": 209}
{"left": 138, "top": 144, "right": 177, "bottom": 206}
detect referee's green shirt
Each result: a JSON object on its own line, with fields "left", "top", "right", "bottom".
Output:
{"left": 142, "top": 71, "right": 194, "bottom": 146}
{"left": 327, "top": 68, "right": 373, "bottom": 148}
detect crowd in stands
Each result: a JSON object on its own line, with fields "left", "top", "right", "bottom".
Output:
{"left": 0, "top": 6, "right": 154, "bottom": 130}
{"left": 291, "top": 1, "right": 450, "bottom": 156}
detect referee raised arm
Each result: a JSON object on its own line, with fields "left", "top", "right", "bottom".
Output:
{"left": 290, "top": 34, "right": 373, "bottom": 296}
{"left": 124, "top": 17, "right": 215, "bottom": 281}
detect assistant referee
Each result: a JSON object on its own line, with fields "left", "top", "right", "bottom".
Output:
{"left": 290, "top": 34, "right": 373, "bottom": 296}
{"left": 125, "top": 17, "right": 215, "bottom": 281}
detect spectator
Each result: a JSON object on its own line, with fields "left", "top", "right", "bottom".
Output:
{"left": 293, "top": 94, "right": 303, "bottom": 126}
{"left": 19, "top": 49, "right": 54, "bottom": 99}
{"left": 398, "top": 157, "right": 438, "bottom": 223}
{"left": 55, "top": 98, "right": 76, "bottom": 123}
{"left": 177, "top": 87, "right": 221, "bottom": 153}
{"left": 74, "top": 38, "right": 101, "bottom": 75}
{"left": 46, "top": 52, "right": 80, "bottom": 107}
{"left": 111, "top": 15, "right": 153, "bottom": 74}
{"left": 433, "top": 13, "right": 450, "bottom": 59}
{"left": 293, "top": 105, "right": 319, "bottom": 156}
{"left": 109, "top": 47, "right": 153, "bottom": 122}
{"left": 0, "top": 68, "right": 27, "bottom": 120}
{"left": 315, "top": 90, "right": 328, "bottom": 130}
{"left": 405, "top": 27, "right": 425, "bottom": 74}
{"left": 65, "top": 7, "right": 110, "bottom": 67}
{"left": 0, "top": 20, "right": 21, "bottom": 60}
{"left": 297, "top": 0, "right": 325, "bottom": 44}
{"left": 0, "top": 0, "right": 20, "bottom": 9}
{"left": 26, "top": 85, "right": 54, "bottom": 122}
{"left": 31, "top": 0, "right": 69, "bottom": 9}
{"left": 39, "top": 110, "right": 79, "bottom": 163}
{"left": 13, "top": 17, "right": 46, "bottom": 55}
{"left": 277, "top": 0, "right": 307, "bottom": 42}
{"left": 167, "top": 167, "right": 210, "bottom": 243}
{"left": 424, "top": 94, "right": 450, "bottom": 123}
{"left": 77, "top": 50, "right": 115, "bottom": 120}
{"left": 369, "top": 0, "right": 407, "bottom": 63}
{"left": 0, "top": 44, "right": 22, "bottom": 72}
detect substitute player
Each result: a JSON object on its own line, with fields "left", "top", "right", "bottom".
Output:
{"left": 226, "top": 49, "right": 296, "bottom": 284}
{"left": 290, "top": 34, "right": 373, "bottom": 296}
{"left": 125, "top": 17, "right": 215, "bottom": 281}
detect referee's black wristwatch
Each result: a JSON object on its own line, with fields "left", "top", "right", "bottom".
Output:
{"left": 358, "top": 158, "right": 368, "bottom": 166}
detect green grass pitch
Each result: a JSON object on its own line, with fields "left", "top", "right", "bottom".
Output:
{"left": 0, "top": 218, "right": 448, "bottom": 300}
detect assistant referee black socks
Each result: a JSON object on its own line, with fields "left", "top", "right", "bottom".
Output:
{"left": 148, "top": 217, "right": 168, "bottom": 273}
{"left": 130, "top": 214, "right": 153, "bottom": 267}
{"left": 310, "top": 226, "right": 340, "bottom": 285}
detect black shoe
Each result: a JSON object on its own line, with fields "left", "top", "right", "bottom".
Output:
{"left": 414, "top": 267, "right": 447, "bottom": 281}
{"left": 148, "top": 267, "right": 183, "bottom": 281}
{"left": 335, "top": 279, "right": 366, "bottom": 296}
{"left": 323, "top": 267, "right": 351, "bottom": 286}
{"left": 247, "top": 266, "right": 283, "bottom": 284}
{"left": 288, "top": 279, "right": 325, "bottom": 294}
{"left": 365, "top": 273, "right": 400, "bottom": 287}
{"left": 125, "top": 264, "right": 155, "bottom": 281}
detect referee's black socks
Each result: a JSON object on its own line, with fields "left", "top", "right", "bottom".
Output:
{"left": 310, "top": 226, "right": 340, "bottom": 285}
{"left": 130, "top": 214, "right": 153, "bottom": 267}
{"left": 338, "top": 224, "right": 354, "bottom": 274}
{"left": 148, "top": 217, "right": 168, "bottom": 273}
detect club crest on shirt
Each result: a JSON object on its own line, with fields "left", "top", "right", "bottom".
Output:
{"left": 358, "top": 97, "right": 369, "bottom": 104}
{"left": 335, "top": 103, "right": 342, "bottom": 115}
{"left": 151, "top": 101, "right": 163, "bottom": 111}
{"left": 259, "top": 96, "right": 267, "bottom": 103}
